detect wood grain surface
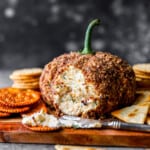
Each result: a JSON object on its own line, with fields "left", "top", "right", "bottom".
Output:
{"left": 0, "top": 118, "right": 149, "bottom": 147}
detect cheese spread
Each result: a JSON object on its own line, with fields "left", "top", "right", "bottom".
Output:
{"left": 22, "top": 109, "right": 102, "bottom": 129}
{"left": 22, "top": 109, "right": 60, "bottom": 128}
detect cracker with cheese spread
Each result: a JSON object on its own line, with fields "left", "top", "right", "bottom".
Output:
{"left": 23, "top": 125, "right": 60, "bottom": 132}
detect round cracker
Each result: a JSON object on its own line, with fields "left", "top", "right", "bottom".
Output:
{"left": 134, "top": 70, "right": 150, "bottom": 76}
{"left": 13, "top": 78, "right": 39, "bottom": 83}
{"left": 136, "top": 77, "right": 150, "bottom": 82}
{"left": 0, "top": 105, "right": 30, "bottom": 113}
{"left": 0, "top": 88, "right": 40, "bottom": 107}
{"left": 0, "top": 111, "right": 11, "bottom": 117}
{"left": 10, "top": 68, "right": 42, "bottom": 79}
{"left": 12, "top": 83, "right": 39, "bottom": 90}
{"left": 21, "top": 100, "right": 48, "bottom": 116}
{"left": 12, "top": 82, "right": 39, "bottom": 87}
{"left": 133, "top": 64, "right": 150, "bottom": 74}
{"left": 10, "top": 75, "right": 39, "bottom": 80}
{"left": 23, "top": 124, "right": 60, "bottom": 131}
{"left": 11, "top": 68, "right": 42, "bottom": 76}
{"left": 135, "top": 74, "right": 150, "bottom": 79}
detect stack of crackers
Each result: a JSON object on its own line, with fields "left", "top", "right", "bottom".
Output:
{"left": 9, "top": 68, "right": 42, "bottom": 90}
{"left": 0, "top": 87, "right": 41, "bottom": 117}
{"left": 133, "top": 63, "right": 150, "bottom": 89}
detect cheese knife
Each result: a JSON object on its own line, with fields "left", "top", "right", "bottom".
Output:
{"left": 59, "top": 115, "right": 150, "bottom": 132}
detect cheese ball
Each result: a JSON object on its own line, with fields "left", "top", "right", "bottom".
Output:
{"left": 39, "top": 52, "right": 136, "bottom": 119}
{"left": 40, "top": 19, "right": 136, "bottom": 119}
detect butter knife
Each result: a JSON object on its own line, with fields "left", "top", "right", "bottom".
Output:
{"left": 59, "top": 115, "right": 150, "bottom": 132}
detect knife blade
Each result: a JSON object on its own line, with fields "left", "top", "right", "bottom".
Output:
{"left": 59, "top": 115, "right": 150, "bottom": 132}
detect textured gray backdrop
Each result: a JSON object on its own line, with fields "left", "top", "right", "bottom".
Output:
{"left": 0, "top": 0, "right": 150, "bottom": 69}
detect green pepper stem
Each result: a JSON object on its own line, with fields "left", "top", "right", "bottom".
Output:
{"left": 80, "top": 19, "right": 100, "bottom": 54}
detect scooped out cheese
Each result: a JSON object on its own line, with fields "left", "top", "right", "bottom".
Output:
{"left": 22, "top": 109, "right": 60, "bottom": 128}
{"left": 52, "top": 66, "right": 99, "bottom": 116}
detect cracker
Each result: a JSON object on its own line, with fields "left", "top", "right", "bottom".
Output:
{"left": 23, "top": 124, "right": 60, "bottom": 131}
{"left": 10, "top": 75, "right": 35, "bottom": 80}
{"left": 111, "top": 104, "right": 149, "bottom": 124}
{"left": 0, "top": 111, "right": 11, "bottom": 117}
{"left": 0, "top": 105, "right": 30, "bottom": 113}
{"left": 133, "top": 64, "right": 150, "bottom": 75}
{"left": 12, "top": 80, "right": 39, "bottom": 90}
{"left": 134, "top": 70, "right": 150, "bottom": 77}
{"left": 136, "top": 77, "right": 150, "bottom": 82}
{"left": 12, "top": 84, "right": 39, "bottom": 90}
{"left": 9, "top": 68, "right": 42, "bottom": 90}
{"left": 55, "top": 145, "right": 101, "bottom": 150}
{"left": 21, "top": 100, "right": 48, "bottom": 116}
{"left": 10, "top": 81, "right": 39, "bottom": 89}
{"left": 10, "top": 68, "right": 42, "bottom": 78}
{"left": 0, "top": 88, "right": 40, "bottom": 107}
{"left": 135, "top": 74, "right": 150, "bottom": 79}
{"left": 12, "top": 82, "right": 39, "bottom": 87}
{"left": 12, "top": 80, "right": 39, "bottom": 85}
{"left": 13, "top": 78, "right": 39, "bottom": 83}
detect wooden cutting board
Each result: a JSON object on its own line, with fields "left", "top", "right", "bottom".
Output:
{"left": 0, "top": 117, "right": 150, "bottom": 147}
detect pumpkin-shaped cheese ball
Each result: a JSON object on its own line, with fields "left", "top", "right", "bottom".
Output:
{"left": 40, "top": 19, "right": 136, "bottom": 119}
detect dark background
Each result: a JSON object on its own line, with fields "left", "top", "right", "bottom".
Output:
{"left": 0, "top": 0, "right": 150, "bottom": 69}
